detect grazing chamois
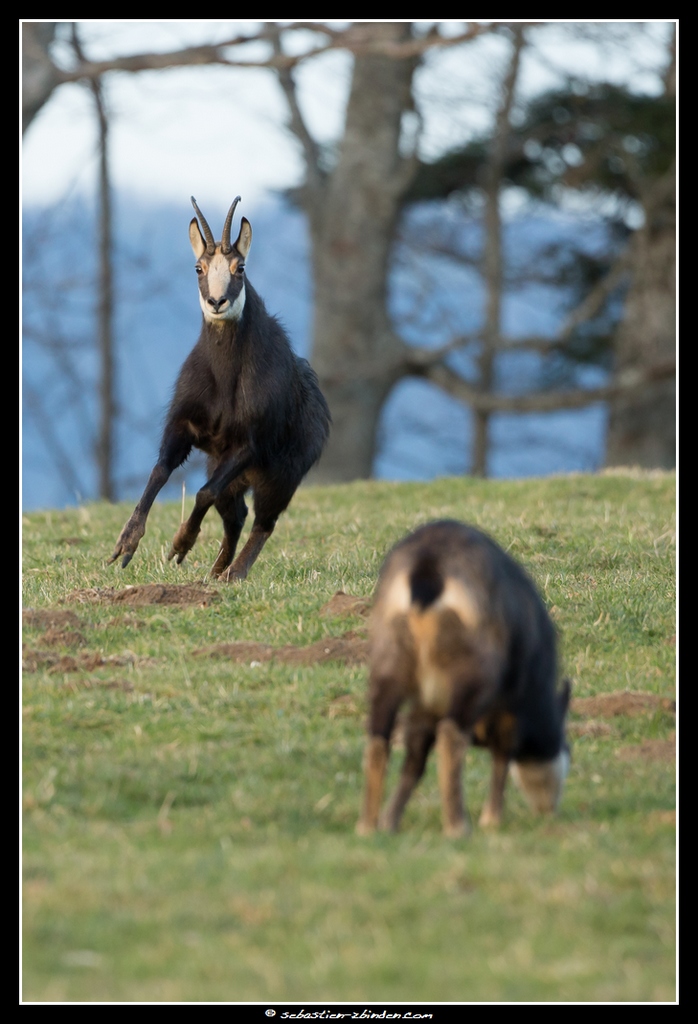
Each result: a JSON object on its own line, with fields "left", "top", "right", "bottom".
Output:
{"left": 357, "top": 520, "right": 570, "bottom": 837}
{"left": 110, "top": 196, "right": 330, "bottom": 581}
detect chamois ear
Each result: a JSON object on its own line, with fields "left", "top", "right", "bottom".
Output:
{"left": 189, "top": 218, "right": 206, "bottom": 259}
{"left": 235, "top": 217, "right": 252, "bottom": 260}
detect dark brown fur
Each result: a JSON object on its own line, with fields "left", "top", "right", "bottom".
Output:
{"left": 110, "top": 198, "right": 330, "bottom": 582}
{"left": 357, "top": 520, "right": 570, "bottom": 837}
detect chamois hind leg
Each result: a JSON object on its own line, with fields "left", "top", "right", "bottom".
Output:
{"left": 357, "top": 674, "right": 404, "bottom": 836}
{"left": 168, "top": 449, "right": 253, "bottom": 566}
{"left": 222, "top": 522, "right": 274, "bottom": 582}
{"left": 436, "top": 718, "right": 470, "bottom": 838}
{"left": 380, "top": 711, "right": 436, "bottom": 833}
{"left": 221, "top": 475, "right": 296, "bottom": 582}
{"left": 210, "top": 487, "right": 248, "bottom": 577}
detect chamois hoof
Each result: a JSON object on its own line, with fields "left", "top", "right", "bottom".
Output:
{"left": 220, "top": 566, "right": 248, "bottom": 583}
{"left": 478, "top": 806, "right": 502, "bottom": 829}
{"left": 109, "top": 521, "right": 144, "bottom": 567}
{"left": 209, "top": 555, "right": 232, "bottom": 578}
{"left": 443, "top": 820, "right": 470, "bottom": 839}
{"left": 168, "top": 523, "right": 200, "bottom": 564}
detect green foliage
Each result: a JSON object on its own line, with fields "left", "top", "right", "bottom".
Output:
{"left": 408, "top": 83, "right": 675, "bottom": 205}
{"left": 22, "top": 473, "right": 675, "bottom": 1001}
{"left": 518, "top": 85, "right": 676, "bottom": 198}
{"left": 404, "top": 79, "right": 675, "bottom": 384}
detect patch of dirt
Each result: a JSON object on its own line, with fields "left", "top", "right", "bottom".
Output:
{"left": 320, "top": 591, "right": 372, "bottom": 619}
{"left": 65, "top": 584, "right": 220, "bottom": 607}
{"left": 567, "top": 719, "right": 613, "bottom": 738}
{"left": 616, "top": 734, "right": 676, "bottom": 763}
{"left": 62, "top": 677, "right": 135, "bottom": 692}
{"left": 103, "top": 614, "right": 146, "bottom": 629}
{"left": 23, "top": 609, "right": 81, "bottom": 630}
{"left": 326, "top": 694, "right": 362, "bottom": 719}
{"left": 193, "top": 629, "right": 369, "bottom": 666}
{"left": 22, "top": 649, "right": 139, "bottom": 674}
{"left": 646, "top": 809, "right": 676, "bottom": 827}
{"left": 572, "top": 691, "right": 675, "bottom": 718}
{"left": 41, "top": 628, "right": 87, "bottom": 649}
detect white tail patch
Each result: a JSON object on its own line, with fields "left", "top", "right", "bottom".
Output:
{"left": 438, "top": 578, "right": 480, "bottom": 629}
{"left": 381, "top": 571, "right": 412, "bottom": 618}
{"left": 380, "top": 572, "right": 480, "bottom": 629}
{"left": 511, "top": 749, "right": 569, "bottom": 814}
{"left": 378, "top": 573, "right": 481, "bottom": 717}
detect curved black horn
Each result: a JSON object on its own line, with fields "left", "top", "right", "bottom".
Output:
{"left": 221, "top": 196, "right": 242, "bottom": 255}
{"left": 190, "top": 196, "right": 216, "bottom": 255}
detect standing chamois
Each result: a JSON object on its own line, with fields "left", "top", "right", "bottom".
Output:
{"left": 110, "top": 196, "right": 330, "bottom": 582}
{"left": 358, "top": 520, "right": 570, "bottom": 837}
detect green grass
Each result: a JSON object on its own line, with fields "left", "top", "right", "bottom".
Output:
{"left": 22, "top": 472, "right": 676, "bottom": 1002}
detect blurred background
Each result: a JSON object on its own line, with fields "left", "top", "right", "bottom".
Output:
{"left": 21, "top": 21, "right": 676, "bottom": 511}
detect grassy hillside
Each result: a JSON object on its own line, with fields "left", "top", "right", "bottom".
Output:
{"left": 22, "top": 472, "right": 676, "bottom": 1002}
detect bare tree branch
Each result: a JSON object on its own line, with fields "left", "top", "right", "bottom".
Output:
{"left": 270, "top": 28, "right": 325, "bottom": 203}
{"left": 416, "top": 357, "right": 675, "bottom": 414}
{"left": 404, "top": 222, "right": 632, "bottom": 369}
{"left": 54, "top": 22, "right": 502, "bottom": 81}
{"left": 22, "top": 20, "right": 513, "bottom": 133}
{"left": 23, "top": 383, "right": 88, "bottom": 499}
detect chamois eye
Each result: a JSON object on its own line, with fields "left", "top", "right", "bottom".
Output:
{"left": 236, "top": 264, "right": 245, "bottom": 275}
{"left": 195, "top": 264, "right": 203, "bottom": 275}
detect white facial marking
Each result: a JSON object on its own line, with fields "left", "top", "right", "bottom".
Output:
{"left": 207, "top": 253, "right": 233, "bottom": 301}
{"left": 228, "top": 285, "right": 246, "bottom": 320}
{"left": 199, "top": 246, "right": 246, "bottom": 324}
{"left": 511, "top": 749, "right": 568, "bottom": 813}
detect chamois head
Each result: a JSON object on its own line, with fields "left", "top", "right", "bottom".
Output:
{"left": 189, "top": 196, "right": 252, "bottom": 323}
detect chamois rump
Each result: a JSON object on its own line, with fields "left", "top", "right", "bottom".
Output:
{"left": 357, "top": 520, "right": 570, "bottom": 838}
{"left": 110, "top": 196, "right": 330, "bottom": 582}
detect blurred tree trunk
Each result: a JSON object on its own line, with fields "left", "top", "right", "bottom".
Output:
{"left": 301, "top": 23, "right": 419, "bottom": 481}
{"left": 92, "top": 65, "right": 117, "bottom": 500}
{"left": 604, "top": 168, "right": 675, "bottom": 468}
{"left": 605, "top": 31, "right": 676, "bottom": 469}
{"left": 473, "top": 26, "right": 524, "bottom": 477}
{"left": 71, "top": 25, "right": 117, "bottom": 500}
{"left": 22, "top": 22, "right": 59, "bottom": 132}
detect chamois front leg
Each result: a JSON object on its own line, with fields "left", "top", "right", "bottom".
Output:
{"left": 110, "top": 430, "right": 193, "bottom": 568}
{"left": 110, "top": 467, "right": 169, "bottom": 567}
